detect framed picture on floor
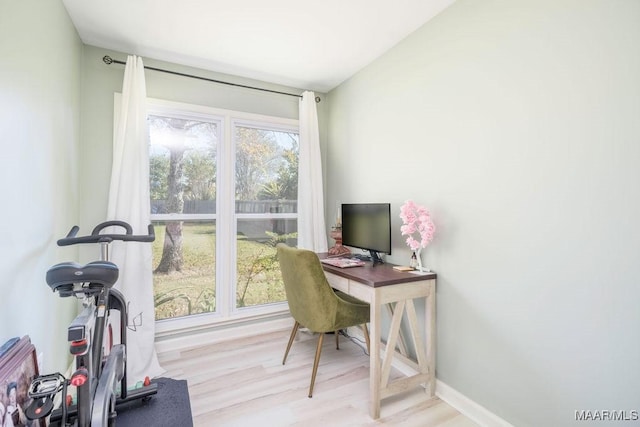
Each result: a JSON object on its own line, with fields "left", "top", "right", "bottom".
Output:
{"left": 0, "top": 336, "right": 45, "bottom": 427}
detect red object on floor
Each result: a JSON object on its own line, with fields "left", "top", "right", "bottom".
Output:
{"left": 144, "top": 376, "right": 151, "bottom": 386}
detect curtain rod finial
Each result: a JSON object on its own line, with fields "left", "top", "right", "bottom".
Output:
{"left": 103, "top": 55, "right": 113, "bottom": 65}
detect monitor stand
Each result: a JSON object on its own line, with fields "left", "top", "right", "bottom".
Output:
{"left": 369, "top": 250, "right": 384, "bottom": 265}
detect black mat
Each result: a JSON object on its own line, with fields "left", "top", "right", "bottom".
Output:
{"left": 116, "top": 377, "right": 193, "bottom": 427}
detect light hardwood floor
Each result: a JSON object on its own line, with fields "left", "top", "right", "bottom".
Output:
{"left": 157, "top": 328, "right": 478, "bottom": 427}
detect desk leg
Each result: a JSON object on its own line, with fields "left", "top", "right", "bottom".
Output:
{"left": 426, "top": 283, "right": 436, "bottom": 397}
{"left": 369, "top": 294, "right": 382, "bottom": 419}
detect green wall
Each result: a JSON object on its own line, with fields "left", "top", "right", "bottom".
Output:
{"left": 0, "top": 0, "right": 82, "bottom": 372}
{"left": 327, "top": 1, "right": 640, "bottom": 425}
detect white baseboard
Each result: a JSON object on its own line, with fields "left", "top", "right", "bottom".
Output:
{"left": 344, "top": 326, "right": 511, "bottom": 427}
{"left": 436, "top": 380, "right": 513, "bottom": 427}
{"left": 154, "top": 316, "right": 293, "bottom": 354}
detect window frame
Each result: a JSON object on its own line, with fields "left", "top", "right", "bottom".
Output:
{"left": 147, "top": 98, "right": 298, "bottom": 335}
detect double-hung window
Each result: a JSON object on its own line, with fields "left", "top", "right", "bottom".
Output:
{"left": 148, "top": 99, "right": 298, "bottom": 328}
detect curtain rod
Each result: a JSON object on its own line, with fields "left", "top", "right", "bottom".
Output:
{"left": 102, "top": 55, "right": 320, "bottom": 102}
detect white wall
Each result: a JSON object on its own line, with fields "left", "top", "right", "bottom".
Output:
{"left": 0, "top": 1, "right": 82, "bottom": 373}
{"left": 327, "top": 1, "right": 640, "bottom": 425}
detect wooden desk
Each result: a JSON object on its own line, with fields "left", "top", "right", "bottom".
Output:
{"left": 319, "top": 255, "right": 437, "bottom": 419}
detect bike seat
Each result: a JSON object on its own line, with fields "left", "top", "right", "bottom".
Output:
{"left": 46, "top": 261, "right": 119, "bottom": 295}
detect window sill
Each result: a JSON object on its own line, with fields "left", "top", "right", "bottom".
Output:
{"left": 154, "top": 304, "right": 292, "bottom": 353}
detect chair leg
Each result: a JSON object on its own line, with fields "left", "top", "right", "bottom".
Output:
{"left": 309, "top": 333, "right": 324, "bottom": 398}
{"left": 335, "top": 330, "right": 339, "bottom": 349}
{"left": 283, "top": 321, "right": 300, "bottom": 365}
{"left": 362, "top": 324, "right": 371, "bottom": 354}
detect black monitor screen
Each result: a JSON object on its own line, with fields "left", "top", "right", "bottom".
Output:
{"left": 341, "top": 203, "right": 391, "bottom": 259}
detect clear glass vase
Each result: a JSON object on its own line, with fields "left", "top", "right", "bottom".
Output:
{"left": 415, "top": 248, "right": 429, "bottom": 272}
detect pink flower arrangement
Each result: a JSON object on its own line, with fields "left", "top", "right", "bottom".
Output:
{"left": 399, "top": 200, "right": 435, "bottom": 251}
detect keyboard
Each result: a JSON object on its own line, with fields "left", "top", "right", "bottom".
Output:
{"left": 320, "top": 258, "right": 366, "bottom": 268}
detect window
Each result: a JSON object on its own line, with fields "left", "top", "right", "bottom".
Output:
{"left": 234, "top": 123, "right": 299, "bottom": 308}
{"left": 148, "top": 100, "right": 298, "bottom": 327}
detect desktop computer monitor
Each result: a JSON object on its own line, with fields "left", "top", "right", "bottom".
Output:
{"left": 341, "top": 203, "right": 391, "bottom": 264}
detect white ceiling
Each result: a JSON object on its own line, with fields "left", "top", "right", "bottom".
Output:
{"left": 62, "top": 0, "right": 455, "bottom": 93}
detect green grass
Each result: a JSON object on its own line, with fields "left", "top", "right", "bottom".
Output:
{"left": 152, "top": 223, "right": 286, "bottom": 320}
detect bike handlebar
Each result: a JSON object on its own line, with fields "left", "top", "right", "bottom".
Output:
{"left": 57, "top": 221, "right": 155, "bottom": 246}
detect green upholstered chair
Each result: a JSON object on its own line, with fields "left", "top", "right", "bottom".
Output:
{"left": 276, "top": 243, "right": 370, "bottom": 398}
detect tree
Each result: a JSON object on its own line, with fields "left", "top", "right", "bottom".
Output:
{"left": 149, "top": 155, "right": 169, "bottom": 202}
{"left": 184, "top": 151, "right": 216, "bottom": 201}
{"left": 150, "top": 115, "right": 216, "bottom": 274}
{"left": 235, "top": 127, "right": 279, "bottom": 200}
{"left": 155, "top": 145, "right": 186, "bottom": 273}
{"left": 258, "top": 137, "right": 298, "bottom": 200}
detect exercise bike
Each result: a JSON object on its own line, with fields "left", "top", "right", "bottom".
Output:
{"left": 26, "top": 221, "right": 158, "bottom": 426}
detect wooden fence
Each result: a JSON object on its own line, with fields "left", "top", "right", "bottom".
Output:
{"left": 151, "top": 199, "right": 297, "bottom": 215}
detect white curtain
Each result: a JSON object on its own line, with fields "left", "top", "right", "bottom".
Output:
{"left": 297, "top": 91, "right": 328, "bottom": 252}
{"left": 107, "top": 55, "right": 164, "bottom": 386}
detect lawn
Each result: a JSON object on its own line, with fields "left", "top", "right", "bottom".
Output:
{"left": 152, "top": 223, "right": 287, "bottom": 320}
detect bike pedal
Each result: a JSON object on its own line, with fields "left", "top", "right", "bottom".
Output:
{"left": 28, "top": 373, "right": 65, "bottom": 398}
{"left": 25, "top": 396, "right": 54, "bottom": 420}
